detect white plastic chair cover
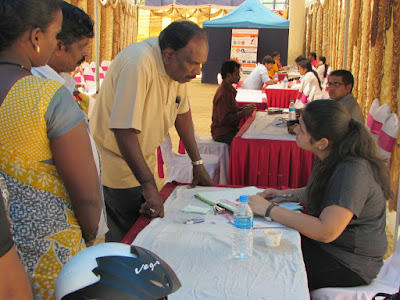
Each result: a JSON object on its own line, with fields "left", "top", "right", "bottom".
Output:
{"left": 217, "top": 73, "right": 222, "bottom": 85}
{"left": 80, "top": 62, "right": 90, "bottom": 69}
{"left": 89, "top": 61, "right": 96, "bottom": 73}
{"left": 367, "top": 98, "right": 380, "bottom": 131}
{"left": 194, "top": 133, "right": 229, "bottom": 185}
{"left": 83, "top": 66, "right": 96, "bottom": 95}
{"left": 311, "top": 238, "right": 400, "bottom": 300}
{"left": 100, "top": 60, "right": 111, "bottom": 72}
{"left": 159, "top": 135, "right": 220, "bottom": 184}
{"left": 371, "top": 104, "right": 391, "bottom": 136}
{"left": 377, "top": 113, "right": 399, "bottom": 163}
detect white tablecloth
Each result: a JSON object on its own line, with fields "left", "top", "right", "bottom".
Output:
{"left": 241, "top": 112, "right": 297, "bottom": 141}
{"left": 236, "top": 88, "right": 266, "bottom": 103}
{"left": 133, "top": 186, "right": 310, "bottom": 300}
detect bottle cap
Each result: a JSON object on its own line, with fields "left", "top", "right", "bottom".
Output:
{"left": 239, "top": 195, "right": 249, "bottom": 203}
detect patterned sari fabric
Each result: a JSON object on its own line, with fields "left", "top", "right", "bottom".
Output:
{"left": 0, "top": 76, "right": 85, "bottom": 300}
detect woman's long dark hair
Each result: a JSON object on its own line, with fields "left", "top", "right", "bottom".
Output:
{"left": 298, "top": 60, "right": 322, "bottom": 90}
{"left": 319, "top": 56, "right": 329, "bottom": 78}
{"left": 302, "top": 100, "right": 392, "bottom": 209}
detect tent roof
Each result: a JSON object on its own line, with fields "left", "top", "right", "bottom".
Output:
{"left": 203, "top": 0, "right": 289, "bottom": 29}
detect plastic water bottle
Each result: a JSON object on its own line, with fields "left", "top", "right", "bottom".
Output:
{"left": 283, "top": 76, "right": 289, "bottom": 89}
{"left": 274, "top": 73, "right": 278, "bottom": 82}
{"left": 233, "top": 195, "right": 253, "bottom": 259}
{"left": 289, "top": 99, "right": 296, "bottom": 120}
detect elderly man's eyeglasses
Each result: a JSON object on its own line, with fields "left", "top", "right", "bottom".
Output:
{"left": 327, "top": 82, "right": 346, "bottom": 87}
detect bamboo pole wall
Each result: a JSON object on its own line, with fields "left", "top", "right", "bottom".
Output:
{"left": 305, "top": 0, "right": 400, "bottom": 210}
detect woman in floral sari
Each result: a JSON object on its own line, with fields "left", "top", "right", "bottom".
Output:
{"left": 0, "top": 1, "right": 105, "bottom": 299}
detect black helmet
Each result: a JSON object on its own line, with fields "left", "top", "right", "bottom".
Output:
{"left": 55, "top": 243, "right": 181, "bottom": 300}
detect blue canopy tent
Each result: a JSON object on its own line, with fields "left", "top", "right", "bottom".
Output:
{"left": 201, "top": 0, "right": 289, "bottom": 84}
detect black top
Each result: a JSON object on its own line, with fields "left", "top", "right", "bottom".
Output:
{"left": 306, "top": 157, "right": 387, "bottom": 283}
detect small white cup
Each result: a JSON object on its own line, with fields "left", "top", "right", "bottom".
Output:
{"left": 264, "top": 229, "right": 282, "bottom": 247}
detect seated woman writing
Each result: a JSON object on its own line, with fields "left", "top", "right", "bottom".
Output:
{"left": 249, "top": 100, "right": 391, "bottom": 291}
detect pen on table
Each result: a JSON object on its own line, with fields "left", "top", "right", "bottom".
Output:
{"left": 184, "top": 218, "right": 205, "bottom": 225}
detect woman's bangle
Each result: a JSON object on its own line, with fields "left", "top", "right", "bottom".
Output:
{"left": 265, "top": 203, "right": 278, "bottom": 219}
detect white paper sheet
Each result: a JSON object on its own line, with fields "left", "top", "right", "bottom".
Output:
{"left": 235, "top": 88, "right": 266, "bottom": 103}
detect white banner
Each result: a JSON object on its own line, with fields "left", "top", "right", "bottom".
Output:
{"left": 230, "top": 29, "right": 259, "bottom": 82}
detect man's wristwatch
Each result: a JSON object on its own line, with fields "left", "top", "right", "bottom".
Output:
{"left": 192, "top": 158, "right": 204, "bottom": 166}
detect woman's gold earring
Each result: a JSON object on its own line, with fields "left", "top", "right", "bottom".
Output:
{"left": 36, "top": 46, "right": 40, "bottom": 53}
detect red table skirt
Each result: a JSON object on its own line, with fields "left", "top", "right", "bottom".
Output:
{"left": 229, "top": 114, "right": 315, "bottom": 188}
{"left": 229, "top": 137, "right": 315, "bottom": 188}
{"left": 263, "top": 88, "right": 299, "bottom": 108}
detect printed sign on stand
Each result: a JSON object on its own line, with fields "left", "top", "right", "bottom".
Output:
{"left": 230, "top": 29, "right": 259, "bottom": 82}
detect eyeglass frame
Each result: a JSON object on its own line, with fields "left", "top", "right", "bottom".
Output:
{"left": 326, "top": 81, "right": 347, "bottom": 87}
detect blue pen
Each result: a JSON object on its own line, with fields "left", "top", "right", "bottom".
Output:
{"left": 184, "top": 218, "right": 205, "bottom": 225}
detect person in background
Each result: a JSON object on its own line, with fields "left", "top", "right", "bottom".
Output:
{"left": 295, "top": 55, "right": 307, "bottom": 69}
{"left": 317, "top": 56, "right": 329, "bottom": 83}
{"left": 242, "top": 55, "right": 278, "bottom": 90}
{"left": 0, "top": 0, "right": 105, "bottom": 298}
{"left": 0, "top": 176, "right": 32, "bottom": 300}
{"left": 32, "top": 1, "right": 94, "bottom": 117}
{"left": 297, "top": 60, "right": 323, "bottom": 102}
{"left": 211, "top": 60, "right": 256, "bottom": 146}
{"left": 328, "top": 69, "right": 364, "bottom": 124}
{"left": 90, "top": 21, "right": 213, "bottom": 243}
{"left": 268, "top": 51, "right": 280, "bottom": 78}
{"left": 308, "top": 52, "right": 318, "bottom": 68}
{"left": 249, "top": 100, "right": 391, "bottom": 291}
{"left": 269, "top": 51, "right": 290, "bottom": 79}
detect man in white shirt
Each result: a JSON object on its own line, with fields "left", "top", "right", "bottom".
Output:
{"left": 31, "top": 1, "right": 93, "bottom": 95}
{"left": 242, "top": 56, "right": 278, "bottom": 90}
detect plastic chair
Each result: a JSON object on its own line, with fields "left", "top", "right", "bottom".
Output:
{"left": 158, "top": 134, "right": 220, "bottom": 184}
{"left": 80, "top": 62, "right": 90, "bottom": 69}
{"left": 194, "top": 132, "right": 229, "bottom": 185}
{"left": 311, "top": 237, "right": 400, "bottom": 300}
{"left": 74, "top": 72, "right": 85, "bottom": 86}
{"left": 217, "top": 73, "right": 222, "bottom": 85}
{"left": 370, "top": 104, "right": 391, "bottom": 139}
{"left": 377, "top": 113, "right": 399, "bottom": 163}
{"left": 101, "top": 60, "right": 111, "bottom": 72}
{"left": 83, "top": 66, "right": 96, "bottom": 95}
{"left": 366, "top": 98, "right": 380, "bottom": 131}
{"left": 89, "top": 61, "right": 97, "bottom": 73}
